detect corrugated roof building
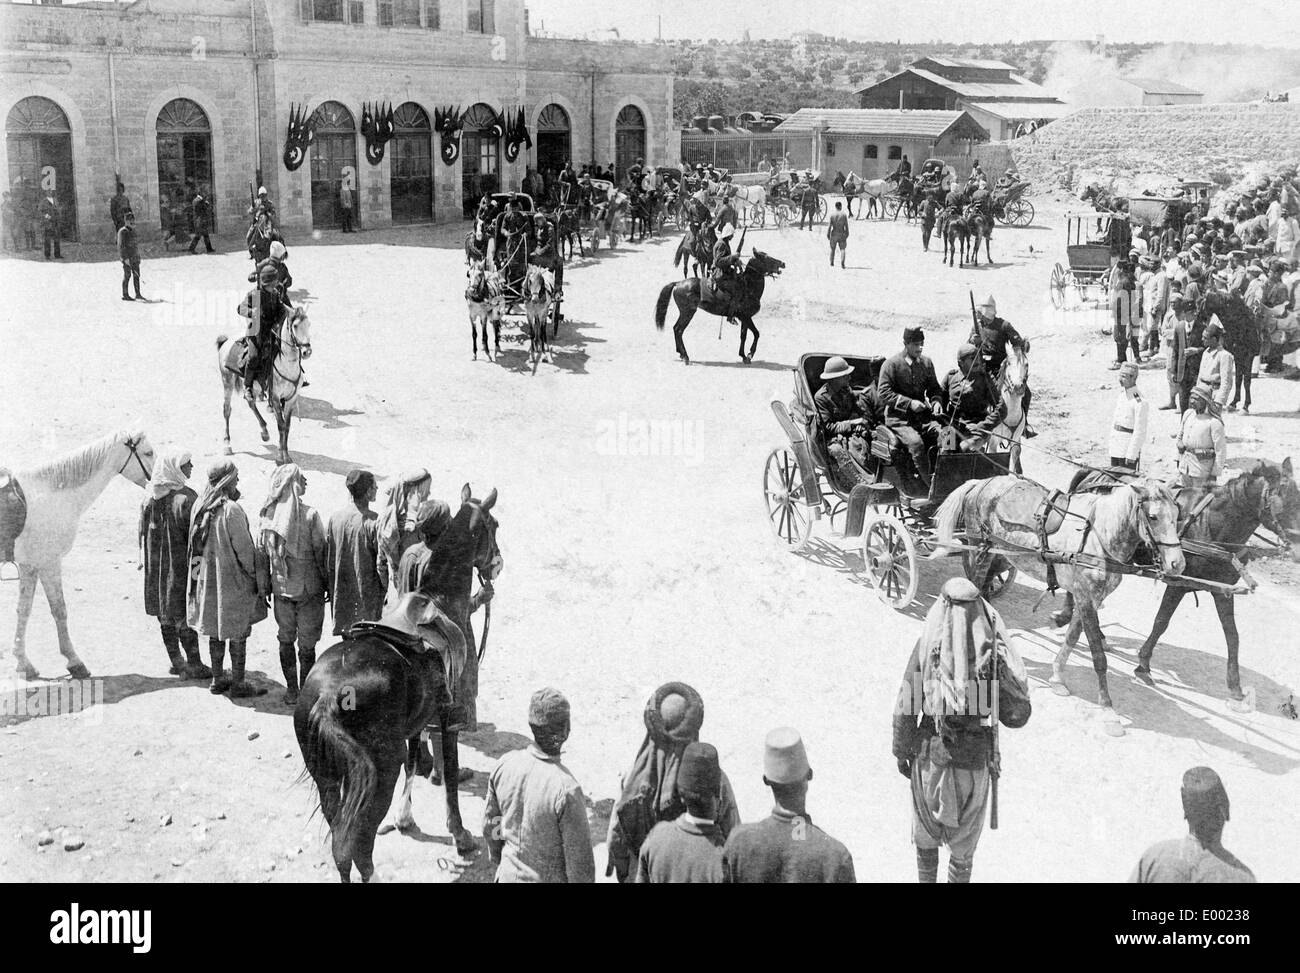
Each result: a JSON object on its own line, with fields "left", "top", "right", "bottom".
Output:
{"left": 771, "top": 108, "right": 989, "bottom": 179}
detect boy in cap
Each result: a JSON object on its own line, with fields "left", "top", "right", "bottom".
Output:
{"left": 634, "top": 742, "right": 729, "bottom": 883}
{"left": 1109, "top": 361, "right": 1148, "bottom": 470}
{"left": 117, "top": 211, "right": 143, "bottom": 301}
{"left": 482, "top": 688, "right": 595, "bottom": 883}
{"left": 326, "top": 469, "right": 387, "bottom": 636}
{"left": 1130, "top": 767, "right": 1254, "bottom": 882}
{"left": 721, "top": 727, "right": 856, "bottom": 883}
{"left": 893, "top": 577, "right": 1032, "bottom": 883}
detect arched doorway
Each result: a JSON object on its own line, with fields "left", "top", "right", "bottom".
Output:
{"left": 614, "top": 104, "right": 646, "bottom": 185}
{"left": 535, "top": 103, "right": 570, "bottom": 185}
{"left": 390, "top": 102, "right": 433, "bottom": 224}
{"left": 6, "top": 96, "right": 77, "bottom": 242}
{"left": 156, "top": 98, "right": 214, "bottom": 235}
{"left": 309, "top": 100, "right": 357, "bottom": 229}
{"left": 461, "top": 102, "right": 500, "bottom": 219}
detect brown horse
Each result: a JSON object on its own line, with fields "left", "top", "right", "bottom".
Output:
{"left": 295, "top": 485, "right": 501, "bottom": 882}
{"left": 941, "top": 208, "right": 970, "bottom": 267}
{"left": 654, "top": 249, "right": 784, "bottom": 365}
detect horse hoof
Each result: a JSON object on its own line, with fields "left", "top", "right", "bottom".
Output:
{"left": 1049, "top": 678, "right": 1070, "bottom": 697}
{"left": 260, "top": 429, "right": 270, "bottom": 443}
{"left": 1226, "top": 696, "right": 1252, "bottom": 713}
{"left": 376, "top": 821, "right": 397, "bottom": 836}
{"left": 14, "top": 661, "right": 40, "bottom": 681}
{"left": 1050, "top": 611, "right": 1071, "bottom": 628}
{"left": 1132, "top": 669, "right": 1155, "bottom": 687}
{"left": 1102, "top": 718, "right": 1125, "bottom": 738}
{"left": 66, "top": 664, "right": 91, "bottom": 680}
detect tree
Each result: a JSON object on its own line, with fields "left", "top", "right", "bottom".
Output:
{"left": 702, "top": 59, "right": 719, "bottom": 78}
{"left": 818, "top": 64, "right": 836, "bottom": 84}
{"left": 675, "top": 55, "right": 694, "bottom": 76}
{"left": 882, "top": 55, "right": 901, "bottom": 74}
{"left": 729, "top": 63, "right": 753, "bottom": 80}
{"left": 848, "top": 71, "right": 864, "bottom": 85}
{"left": 761, "top": 68, "right": 781, "bottom": 84}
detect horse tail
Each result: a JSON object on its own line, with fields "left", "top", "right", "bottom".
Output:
{"left": 303, "top": 687, "right": 377, "bottom": 844}
{"left": 654, "top": 282, "right": 676, "bottom": 331}
{"left": 673, "top": 236, "right": 685, "bottom": 268}
{"left": 933, "top": 479, "right": 983, "bottom": 557}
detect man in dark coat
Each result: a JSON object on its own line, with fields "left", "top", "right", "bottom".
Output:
{"left": 117, "top": 211, "right": 143, "bottom": 301}
{"left": 814, "top": 356, "right": 872, "bottom": 488}
{"left": 326, "top": 470, "right": 387, "bottom": 637}
{"left": 942, "top": 343, "right": 1006, "bottom": 451}
{"left": 1106, "top": 203, "right": 1132, "bottom": 266}
{"left": 237, "top": 263, "right": 291, "bottom": 401}
{"left": 39, "top": 191, "right": 62, "bottom": 260}
{"left": 634, "top": 742, "right": 729, "bottom": 883}
{"left": 920, "top": 195, "right": 939, "bottom": 252}
{"left": 1130, "top": 767, "right": 1255, "bottom": 883}
{"left": 878, "top": 326, "right": 944, "bottom": 490}
{"left": 795, "top": 177, "right": 818, "bottom": 231}
{"left": 140, "top": 452, "right": 209, "bottom": 679}
{"left": 710, "top": 224, "right": 742, "bottom": 311}
{"left": 188, "top": 189, "right": 215, "bottom": 254}
{"left": 110, "top": 182, "right": 133, "bottom": 233}
{"left": 722, "top": 727, "right": 856, "bottom": 883}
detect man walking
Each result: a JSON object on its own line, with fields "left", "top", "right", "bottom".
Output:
{"left": 722, "top": 727, "right": 856, "bottom": 883}
{"left": 326, "top": 470, "right": 387, "bottom": 637}
{"left": 258, "top": 463, "right": 328, "bottom": 706}
{"left": 1130, "top": 767, "right": 1255, "bottom": 882}
{"left": 1109, "top": 361, "right": 1149, "bottom": 470}
{"left": 482, "top": 688, "right": 595, "bottom": 883}
{"left": 893, "top": 578, "right": 1032, "bottom": 883}
{"left": 339, "top": 177, "right": 354, "bottom": 233}
{"left": 827, "top": 200, "right": 849, "bottom": 268}
{"left": 634, "top": 742, "right": 729, "bottom": 883}
{"left": 117, "top": 212, "right": 143, "bottom": 301}
{"left": 39, "top": 189, "right": 62, "bottom": 260}
{"left": 139, "top": 452, "right": 209, "bottom": 680}
{"left": 878, "top": 326, "right": 944, "bottom": 491}
{"left": 188, "top": 188, "right": 215, "bottom": 254}
{"left": 920, "top": 194, "right": 938, "bottom": 252}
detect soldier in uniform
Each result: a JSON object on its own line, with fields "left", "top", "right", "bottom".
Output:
{"left": 711, "top": 224, "right": 742, "bottom": 310}
{"left": 1177, "top": 384, "right": 1227, "bottom": 497}
{"left": 712, "top": 188, "right": 737, "bottom": 235}
{"left": 249, "top": 239, "right": 293, "bottom": 306}
{"left": 529, "top": 211, "right": 564, "bottom": 311}
{"left": 971, "top": 295, "right": 1034, "bottom": 436}
{"left": 795, "top": 174, "right": 818, "bottom": 231}
{"left": 941, "top": 344, "right": 1005, "bottom": 451}
{"left": 814, "top": 356, "right": 872, "bottom": 488}
{"left": 1108, "top": 361, "right": 1149, "bottom": 469}
{"left": 494, "top": 196, "right": 533, "bottom": 290}
{"left": 238, "top": 263, "right": 291, "bottom": 402}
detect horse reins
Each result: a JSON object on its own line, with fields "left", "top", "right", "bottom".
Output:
{"left": 118, "top": 436, "right": 153, "bottom": 481}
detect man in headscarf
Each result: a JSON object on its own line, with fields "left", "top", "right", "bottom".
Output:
{"left": 377, "top": 468, "right": 432, "bottom": 597}
{"left": 187, "top": 460, "right": 268, "bottom": 697}
{"left": 1177, "top": 384, "right": 1226, "bottom": 497}
{"left": 395, "top": 499, "right": 453, "bottom": 596}
{"left": 258, "top": 463, "right": 328, "bottom": 706}
{"left": 606, "top": 681, "right": 741, "bottom": 882}
{"left": 482, "top": 688, "right": 595, "bottom": 883}
{"left": 892, "top": 577, "right": 1032, "bottom": 883}
{"left": 326, "top": 469, "right": 386, "bottom": 637}
{"left": 139, "top": 451, "right": 209, "bottom": 679}
{"left": 1130, "top": 766, "right": 1255, "bottom": 883}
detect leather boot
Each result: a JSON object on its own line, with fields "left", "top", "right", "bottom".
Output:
{"left": 917, "top": 847, "right": 939, "bottom": 884}
{"left": 209, "top": 639, "right": 231, "bottom": 694}
{"left": 227, "top": 640, "right": 264, "bottom": 698}
{"left": 179, "top": 627, "right": 211, "bottom": 679}
{"left": 159, "top": 623, "right": 185, "bottom": 675}
{"left": 279, "top": 641, "right": 299, "bottom": 705}
{"left": 298, "top": 645, "right": 316, "bottom": 681}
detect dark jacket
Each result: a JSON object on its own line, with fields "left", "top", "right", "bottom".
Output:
{"left": 970, "top": 315, "right": 1025, "bottom": 372}
{"left": 192, "top": 195, "right": 212, "bottom": 233}
{"left": 1107, "top": 215, "right": 1132, "bottom": 257}
{"left": 634, "top": 817, "right": 728, "bottom": 884}
{"left": 878, "top": 351, "right": 942, "bottom": 422}
{"left": 140, "top": 487, "right": 198, "bottom": 621}
{"left": 722, "top": 808, "right": 856, "bottom": 883}
{"left": 942, "top": 367, "right": 1005, "bottom": 438}
{"left": 814, "top": 382, "right": 867, "bottom": 438}
{"left": 117, "top": 224, "right": 140, "bottom": 262}
{"left": 110, "top": 192, "right": 133, "bottom": 230}
{"left": 39, "top": 196, "right": 61, "bottom": 232}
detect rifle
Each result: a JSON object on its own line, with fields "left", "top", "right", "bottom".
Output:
{"left": 249, "top": 181, "right": 256, "bottom": 214}
{"left": 969, "top": 289, "right": 981, "bottom": 345}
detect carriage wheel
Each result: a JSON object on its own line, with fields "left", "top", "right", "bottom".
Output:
{"left": 1012, "top": 200, "right": 1034, "bottom": 227}
{"left": 963, "top": 551, "right": 1018, "bottom": 601}
{"left": 884, "top": 196, "right": 902, "bottom": 220}
{"left": 861, "top": 512, "right": 919, "bottom": 610}
{"left": 763, "top": 446, "right": 815, "bottom": 552}
{"left": 753, "top": 203, "right": 766, "bottom": 228}
{"left": 1049, "top": 263, "right": 1067, "bottom": 310}
{"left": 774, "top": 204, "right": 791, "bottom": 229}
{"left": 816, "top": 197, "right": 827, "bottom": 222}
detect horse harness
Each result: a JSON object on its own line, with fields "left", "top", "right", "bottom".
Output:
{"left": 118, "top": 436, "right": 154, "bottom": 482}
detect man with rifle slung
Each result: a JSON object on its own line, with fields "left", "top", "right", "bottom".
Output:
{"left": 969, "top": 293, "right": 1036, "bottom": 437}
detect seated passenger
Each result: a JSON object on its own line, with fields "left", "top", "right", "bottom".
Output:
{"left": 814, "top": 356, "right": 872, "bottom": 489}
{"left": 942, "top": 344, "right": 1006, "bottom": 451}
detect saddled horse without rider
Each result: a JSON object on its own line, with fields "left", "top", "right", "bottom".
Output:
{"left": 654, "top": 249, "right": 785, "bottom": 365}
{"left": 216, "top": 306, "right": 312, "bottom": 465}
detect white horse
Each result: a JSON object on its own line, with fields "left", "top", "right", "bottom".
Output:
{"left": 9, "top": 430, "right": 156, "bottom": 680}
{"left": 983, "top": 341, "right": 1028, "bottom": 474}
{"left": 842, "top": 170, "right": 899, "bottom": 219}
{"left": 216, "top": 306, "right": 313, "bottom": 465}
{"left": 727, "top": 184, "right": 767, "bottom": 225}
{"left": 466, "top": 261, "right": 503, "bottom": 361}
{"left": 523, "top": 265, "right": 555, "bottom": 365}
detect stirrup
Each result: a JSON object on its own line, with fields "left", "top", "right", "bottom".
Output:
{"left": 0, "top": 561, "right": 18, "bottom": 582}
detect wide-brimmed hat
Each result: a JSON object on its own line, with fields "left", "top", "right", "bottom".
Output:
{"left": 763, "top": 726, "right": 811, "bottom": 784}
{"left": 820, "top": 356, "right": 853, "bottom": 380}
{"left": 644, "top": 681, "right": 704, "bottom": 745}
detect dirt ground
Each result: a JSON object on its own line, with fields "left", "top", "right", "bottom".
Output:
{"left": 2, "top": 197, "right": 1298, "bottom": 883}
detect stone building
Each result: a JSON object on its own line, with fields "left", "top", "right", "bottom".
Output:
{"left": 1, "top": 0, "right": 675, "bottom": 242}
{"left": 773, "top": 108, "right": 989, "bottom": 180}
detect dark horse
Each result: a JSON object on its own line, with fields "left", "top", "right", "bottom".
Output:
{"left": 941, "top": 207, "right": 971, "bottom": 267}
{"left": 673, "top": 223, "right": 716, "bottom": 280}
{"left": 967, "top": 206, "right": 993, "bottom": 265}
{"left": 1135, "top": 460, "right": 1300, "bottom": 699}
{"left": 295, "top": 485, "right": 501, "bottom": 882}
{"left": 654, "top": 249, "right": 785, "bottom": 365}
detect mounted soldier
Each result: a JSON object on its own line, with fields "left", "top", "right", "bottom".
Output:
{"left": 237, "top": 263, "right": 291, "bottom": 403}
{"left": 712, "top": 187, "right": 738, "bottom": 234}
{"left": 249, "top": 240, "right": 293, "bottom": 306}
{"left": 528, "top": 210, "right": 564, "bottom": 315}
{"left": 710, "top": 224, "right": 743, "bottom": 311}
{"left": 941, "top": 344, "right": 1006, "bottom": 452}
{"left": 970, "top": 295, "right": 1035, "bottom": 437}
{"left": 686, "top": 189, "right": 711, "bottom": 234}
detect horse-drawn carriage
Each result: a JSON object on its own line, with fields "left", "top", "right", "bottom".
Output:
{"left": 764, "top": 169, "right": 826, "bottom": 223}
{"left": 763, "top": 353, "right": 1017, "bottom": 608}
{"left": 990, "top": 181, "right": 1035, "bottom": 227}
{"left": 480, "top": 192, "right": 562, "bottom": 345}
{"left": 1049, "top": 213, "right": 1114, "bottom": 309}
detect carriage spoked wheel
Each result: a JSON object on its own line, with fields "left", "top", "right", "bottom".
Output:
{"left": 962, "top": 550, "right": 1018, "bottom": 601}
{"left": 884, "top": 196, "right": 902, "bottom": 221}
{"left": 815, "top": 197, "right": 828, "bottom": 222}
{"left": 861, "top": 512, "right": 919, "bottom": 610}
{"left": 1004, "top": 198, "right": 1034, "bottom": 227}
{"left": 763, "top": 446, "right": 815, "bottom": 552}
{"left": 773, "top": 204, "right": 792, "bottom": 229}
{"left": 1049, "top": 263, "right": 1067, "bottom": 310}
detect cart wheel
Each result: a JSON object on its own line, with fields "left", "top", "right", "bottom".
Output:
{"left": 884, "top": 196, "right": 902, "bottom": 220}
{"left": 774, "top": 204, "right": 790, "bottom": 229}
{"left": 1049, "top": 263, "right": 1066, "bottom": 309}
{"left": 1016, "top": 200, "right": 1035, "bottom": 226}
{"left": 763, "top": 446, "right": 815, "bottom": 552}
{"left": 862, "top": 512, "right": 919, "bottom": 610}
{"left": 816, "top": 198, "right": 827, "bottom": 222}
{"left": 754, "top": 203, "right": 766, "bottom": 228}
{"left": 963, "top": 551, "right": 1018, "bottom": 600}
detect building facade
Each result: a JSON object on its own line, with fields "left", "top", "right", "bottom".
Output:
{"left": 0, "top": 0, "right": 674, "bottom": 241}
{"left": 856, "top": 56, "right": 1070, "bottom": 142}
{"left": 1066, "top": 76, "right": 1205, "bottom": 108}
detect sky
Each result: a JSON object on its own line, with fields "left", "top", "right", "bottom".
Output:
{"left": 525, "top": 0, "right": 1300, "bottom": 47}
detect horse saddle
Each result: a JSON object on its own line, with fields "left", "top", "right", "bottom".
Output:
{"left": 1068, "top": 466, "right": 1139, "bottom": 496}
{"left": 0, "top": 468, "right": 27, "bottom": 564}
{"left": 1034, "top": 489, "right": 1071, "bottom": 540}
{"left": 348, "top": 592, "right": 467, "bottom": 693}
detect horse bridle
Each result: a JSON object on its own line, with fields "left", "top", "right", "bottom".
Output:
{"left": 118, "top": 436, "right": 153, "bottom": 481}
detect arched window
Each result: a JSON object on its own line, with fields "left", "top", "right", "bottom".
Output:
{"left": 309, "top": 100, "right": 358, "bottom": 229}
{"left": 156, "top": 98, "right": 214, "bottom": 233}
{"left": 461, "top": 102, "right": 501, "bottom": 218}
{"left": 391, "top": 102, "right": 433, "bottom": 223}
{"left": 6, "top": 96, "right": 78, "bottom": 241}
{"left": 614, "top": 104, "right": 646, "bottom": 183}
{"left": 535, "top": 103, "right": 570, "bottom": 182}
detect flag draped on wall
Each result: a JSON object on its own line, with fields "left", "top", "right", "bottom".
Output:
{"left": 435, "top": 105, "right": 464, "bottom": 165}
{"left": 282, "top": 103, "right": 315, "bottom": 172}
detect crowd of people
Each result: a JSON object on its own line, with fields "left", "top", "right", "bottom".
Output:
{"left": 1, "top": 175, "right": 67, "bottom": 260}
